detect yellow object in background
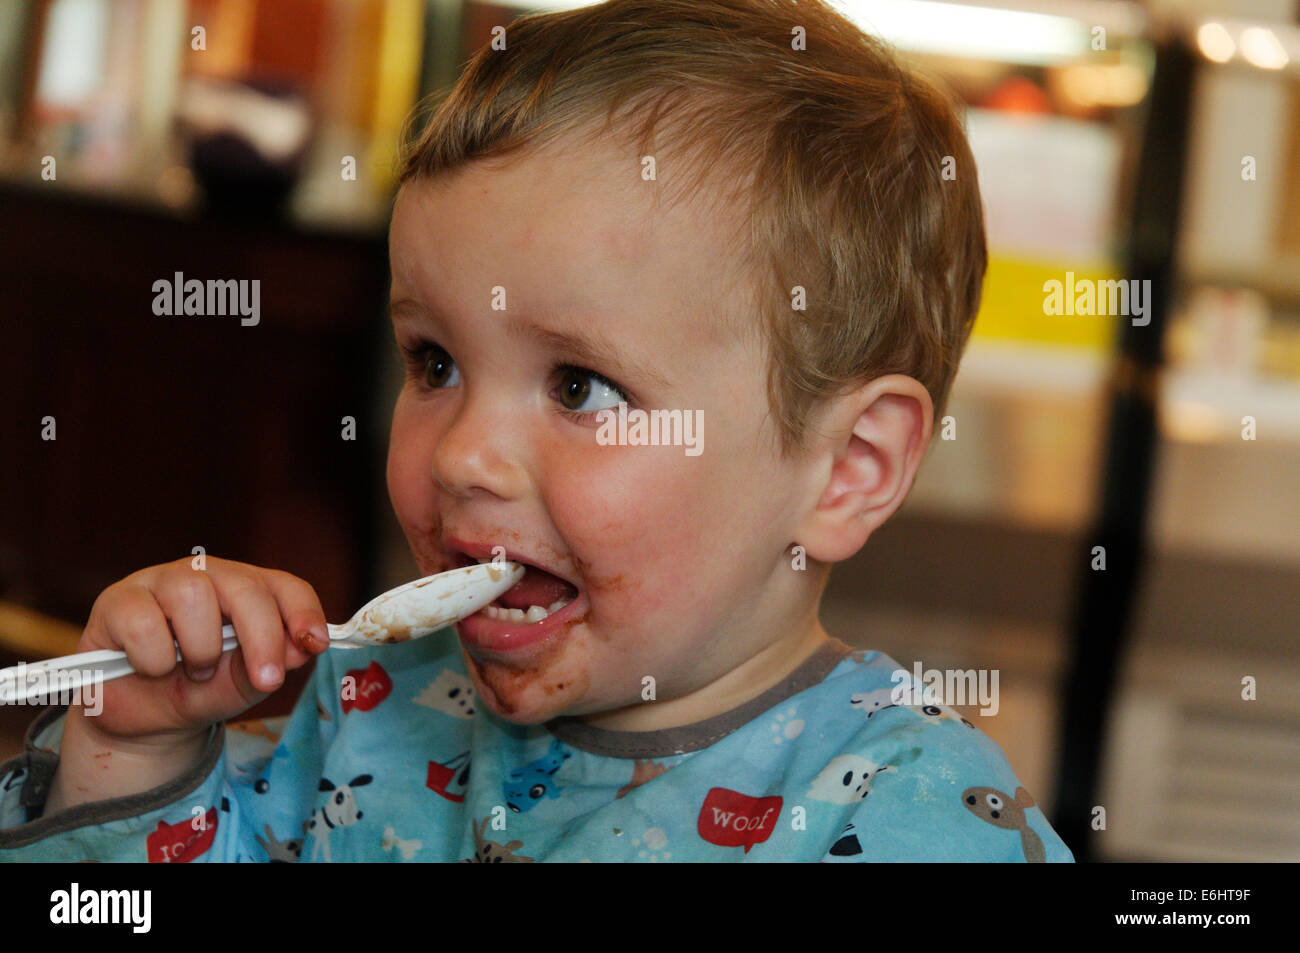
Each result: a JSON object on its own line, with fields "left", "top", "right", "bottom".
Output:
{"left": 368, "top": 0, "right": 425, "bottom": 186}
{"left": 0, "top": 601, "right": 82, "bottom": 659}
{"left": 974, "top": 255, "right": 1120, "bottom": 352}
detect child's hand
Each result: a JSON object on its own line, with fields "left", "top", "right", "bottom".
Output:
{"left": 73, "top": 556, "right": 329, "bottom": 745}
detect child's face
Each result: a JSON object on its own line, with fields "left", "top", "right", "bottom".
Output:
{"left": 387, "top": 136, "right": 823, "bottom": 726}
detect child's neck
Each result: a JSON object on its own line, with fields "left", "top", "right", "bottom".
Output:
{"left": 574, "top": 614, "right": 834, "bottom": 732}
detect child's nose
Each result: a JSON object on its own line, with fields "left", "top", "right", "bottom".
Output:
{"left": 429, "top": 398, "right": 531, "bottom": 501}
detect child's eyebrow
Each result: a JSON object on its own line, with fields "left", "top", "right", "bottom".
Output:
{"left": 507, "top": 315, "right": 670, "bottom": 391}
{"left": 389, "top": 297, "right": 434, "bottom": 324}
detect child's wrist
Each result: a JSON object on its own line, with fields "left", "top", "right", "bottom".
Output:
{"left": 66, "top": 703, "right": 212, "bottom": 754}
{"left": 44, "top": 707, "right": 211, "bottom": 815}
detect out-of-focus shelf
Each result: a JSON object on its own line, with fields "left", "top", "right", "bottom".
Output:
{"left": 907, "top": 340, "right": 1109, "bottom": 532}
{"left": 1185, "top": 258, "right": 1300, "bottom": 311}
{"left": 0, "top": 148, "right": 392, "bottom": 242}
{"left": 907, "top": 338, "right": 1300, "bottom": 565}
{"left": 950, "top": 337, "right": 1108, "bottom": 397}
{"left": 952, "top": 339, "right": 1300, "bottom": 441}
{"left": 1161, "top": 367, "right": 1300, "bottom": 444}
{"left": 0, "top": 162, "right": 194, "bottom": 220}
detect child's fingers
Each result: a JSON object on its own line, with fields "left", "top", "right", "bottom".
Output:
{"left": 171, "top": 638, "right": 272, "bottom": 726}
{"left": 223, "top": 644, "right": 263, "bottom": 702}
{"left": 151, "top": 569, "right": 224, "bottom": 681}
{"left": 204, "top": 563, "right": 287, "bottom": 693}
{"left": 92, "top": 585, "right": 183, "bottom": 678}
{"left": 260, "top": 568, "right": 330, "bottom": 660}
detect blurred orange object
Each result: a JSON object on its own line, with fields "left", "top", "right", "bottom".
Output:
{"left": 981, "top": 76, "right": 1053, "bottom": 115}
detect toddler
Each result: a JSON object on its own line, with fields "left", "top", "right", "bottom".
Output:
{"left": 0, "top": 0, "right": 1071, "bottom": 862}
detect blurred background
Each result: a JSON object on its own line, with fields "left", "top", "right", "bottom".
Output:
{"left": 0, "top": 0, "right": 1297, "bottom": 862}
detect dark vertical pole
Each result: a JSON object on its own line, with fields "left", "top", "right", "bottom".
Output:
{"left": 1051, "top": 36, "right": 1196, "bottom": 861}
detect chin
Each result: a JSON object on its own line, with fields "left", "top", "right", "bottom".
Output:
{"left": 481, "top": 701, "right": 558, "bottom": 726}
{"left": 460, "top": 650, "right": 585, "bottom": 725}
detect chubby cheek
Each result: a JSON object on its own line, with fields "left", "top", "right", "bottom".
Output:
{"left": 547, "top": 447, "right": 731, "bottom": 657}
{"left": 387, "top": 400, "right": 445, "bottom": 574}
{"left": 565, "top": 457, "right": 678, "bottom": 576}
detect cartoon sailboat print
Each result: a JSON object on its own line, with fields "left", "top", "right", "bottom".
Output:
{"left": 427, "top": 751, "right": 472, "bottom": 803}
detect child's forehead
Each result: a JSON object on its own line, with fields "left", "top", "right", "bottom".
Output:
{"left": 390, "top": 132, "right": 760, "bottom": 359}
{"left": 397, "top": 123, "right": 748, "bottom": 236}
{"left": 394, "top": 173, "right": 650, "bottom": 267}
{"left": 394, "top": 171, "right": 733, "bottom": 292}
{"left": 389, "top": 186, "right": 645, "bottom": 322}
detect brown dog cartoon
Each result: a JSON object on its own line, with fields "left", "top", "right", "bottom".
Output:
{"left": 254, "top": 823, "right": 304, "bottom": 863}
{"left": 616, "top": 759, "right": 672, "bottom": 799}
{"left": 463, "top": 816, "right": 536, "bottom": 863}
{"left": 961, "top": 786, "right": 1045, "bottom": 863}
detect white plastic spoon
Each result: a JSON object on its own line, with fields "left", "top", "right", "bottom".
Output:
{"left": 0, "top": 561, "right": 523, "bottom": 704}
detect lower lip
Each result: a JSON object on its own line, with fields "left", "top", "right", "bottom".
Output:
{"left": 456, "top": 591, "right": 585, "bottom": 658}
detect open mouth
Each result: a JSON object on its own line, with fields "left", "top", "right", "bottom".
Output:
{"left": 450, "top": 551, "right": 580, "bottom": 624}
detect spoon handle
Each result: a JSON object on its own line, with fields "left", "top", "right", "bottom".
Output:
{"left": 0, "top": 563, "right": 524, "bottom": 702}
{"left": 0, "top": 634, "right": 242, "bottom": 704}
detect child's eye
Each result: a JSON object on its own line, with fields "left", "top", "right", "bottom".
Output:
{"left": 401, "top": 340, "right": 459, "bottom": 389}
{"left": 553, "top": 365, "right": 628, "bottom": 417}
{"left": 399, "top": 340, "right": 629, "bottom": 418}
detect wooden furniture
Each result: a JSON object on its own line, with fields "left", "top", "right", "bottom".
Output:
{"left": 0, "top": 182, "right": 390, "bottom": 715}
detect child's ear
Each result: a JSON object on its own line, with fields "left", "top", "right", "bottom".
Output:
{"left": 794, "top": 374, "right": 932, "bottom": 563}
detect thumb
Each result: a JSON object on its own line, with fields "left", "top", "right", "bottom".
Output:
{"left": 178, "top": 646, "right": 273, "bottom": 727}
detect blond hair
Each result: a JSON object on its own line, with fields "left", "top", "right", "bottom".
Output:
{"left": 398, "top": 0, "right": 986, "bottom": 454}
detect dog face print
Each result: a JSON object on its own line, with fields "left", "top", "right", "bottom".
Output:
{"left": 414, "top": 670, "right": 477, "bottom": 718}
{"left": 808, "top": 755, "right": 897, "bottom": 804}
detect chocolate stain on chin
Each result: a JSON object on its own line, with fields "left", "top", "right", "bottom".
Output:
{"left": 473, "top": 609, "right": 591, "bottom": 718}
{"left": 478, "top": 666, "right": 535, "bottom": 717}
{"left": 477, "top": 662, "right": 591, "bottom": 718}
